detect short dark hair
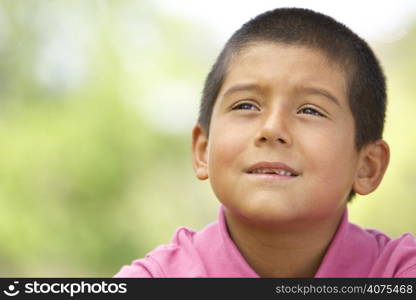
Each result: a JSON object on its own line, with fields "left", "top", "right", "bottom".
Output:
{"left": 197, "top": 7, "right": 387, "bottom": 201}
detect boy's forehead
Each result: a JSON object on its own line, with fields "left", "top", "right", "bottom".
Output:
{"left": 221, "top": 42, "right": 348, "bottom": 104}
{"left": 228, "top": 42, "right": 344, "bottom": 79}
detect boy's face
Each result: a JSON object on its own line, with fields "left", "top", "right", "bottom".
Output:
{"left": 196, "top": 42, "right": 363, "bottom": 227}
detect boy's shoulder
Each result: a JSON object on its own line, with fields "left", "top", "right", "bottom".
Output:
{"left": 316, "top": 213, "right": 416, "bottom": 277}
{"left": 114, "top": 206, "right": 260, "bottom": 278}
{"left": 365, "top": 228, "right": 416, "bottom": 277}
{"left": 113, "top": 221, "right": 221, "bottom": 278}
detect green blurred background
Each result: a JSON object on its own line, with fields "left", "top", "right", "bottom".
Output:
{"left": 0, "top": 0, "right": 415, "bottom": 276}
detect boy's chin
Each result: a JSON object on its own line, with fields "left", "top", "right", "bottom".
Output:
{"left": 223, "top": 200, "right": 309, "bottom": 227}
{"left": 223, "top": 197, "right": 344, "bottom": 230}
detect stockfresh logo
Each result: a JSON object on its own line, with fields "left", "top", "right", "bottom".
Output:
{"left": 3, "top": 281, "right": 20, "bottom": 297}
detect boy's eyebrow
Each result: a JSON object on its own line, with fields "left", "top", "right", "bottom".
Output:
{"left": 222, "top": 83, "right": 341, "bottom": 107}
{"left": 298, "top": 86, "right": 341, "bottom": 107}
{"left": 222, "top": 83, "right": 262, "bottom": 98}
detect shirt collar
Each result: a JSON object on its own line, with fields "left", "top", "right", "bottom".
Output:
{"left": 217, "top": 205, "right": 260, "bottom": 277}
{"left": 314, "top": 208, "right": 377, "bottom": 277}
{"left": 218, "top": 205, "right": 376, "bottom": 277}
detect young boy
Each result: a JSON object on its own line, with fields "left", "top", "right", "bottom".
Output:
{"left": 115, "top": 8, "right": 416, "bottom": 277}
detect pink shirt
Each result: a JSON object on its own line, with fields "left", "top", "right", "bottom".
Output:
{"left": 115, "top": 206, "right": 416, "bottom": 277}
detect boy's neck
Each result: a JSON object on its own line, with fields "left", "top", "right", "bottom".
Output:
{"left": 223, "top": 207, "right": 346, "bottom": 278}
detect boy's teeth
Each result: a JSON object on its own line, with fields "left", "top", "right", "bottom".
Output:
{"left": 251, "top": 169, "right": 294, "bottom": 176}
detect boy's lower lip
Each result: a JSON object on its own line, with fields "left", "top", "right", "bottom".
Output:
{"left": 245, "top": 173, "right": 299, "bottom": 181}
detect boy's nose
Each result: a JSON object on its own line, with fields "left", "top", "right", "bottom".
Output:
{"left": 255, "top": 110, "right": 292, "bottom": 147}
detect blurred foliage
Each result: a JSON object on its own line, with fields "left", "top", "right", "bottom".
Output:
{"left": 0, "top": 0, "right": 415, "bottom": 277}
{"left": 0, "top": 0, "right": 217, "bottom": 276}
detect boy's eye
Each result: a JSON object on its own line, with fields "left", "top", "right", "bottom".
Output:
{"left": 298, "top": 107, "right": 325, "bottom": 117}
{"left": 231, "top": 102, "right": 259, "bottom": 111}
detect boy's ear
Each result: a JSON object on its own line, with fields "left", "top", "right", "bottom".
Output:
{"left": 191, "top": 124, "right": 209, "bottom": 180}
{"left": 353, "top": 140, "right": 390, "bottom": 195}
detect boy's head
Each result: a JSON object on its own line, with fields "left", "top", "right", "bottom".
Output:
{"left": 194, "top": 8, "right": 388, "bottom": 203}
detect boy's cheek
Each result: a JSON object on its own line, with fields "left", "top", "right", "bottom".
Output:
{"left": 209, "top": 121, "right": 245, "bottom": 156}
{"left": 306, "top": 126, "right": 355, "bottom": 157}
{"left": 308, "top": 145, "right": 357, "bottom": 190}
{"left": 209, "top": 135, "right": 245, "bottom": 167}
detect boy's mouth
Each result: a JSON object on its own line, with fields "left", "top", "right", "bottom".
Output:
{"left": 245, "top": 161, "right": 299, "bottom": 177}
